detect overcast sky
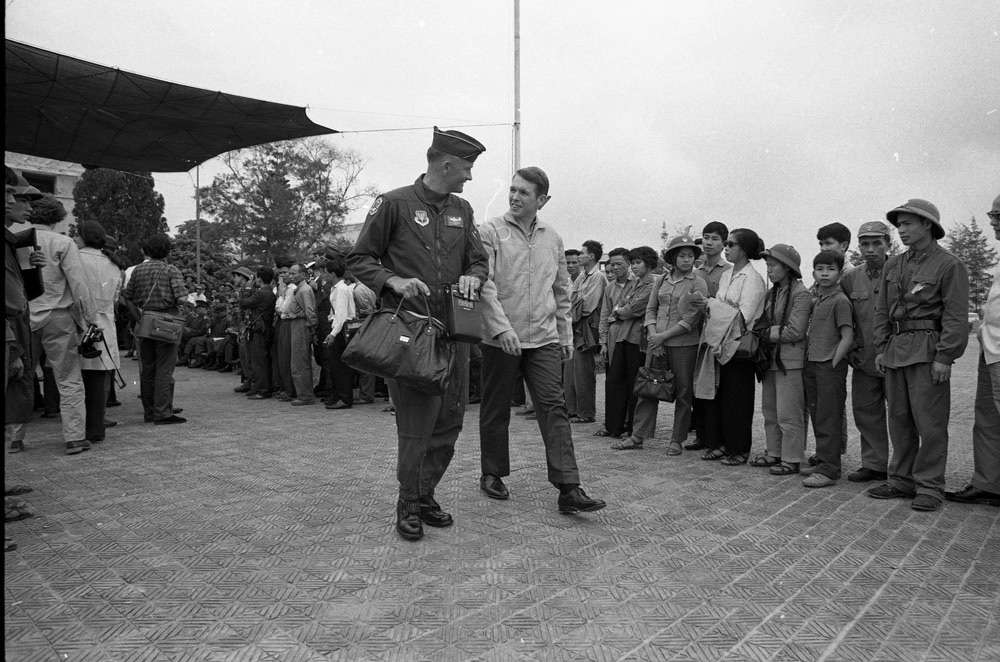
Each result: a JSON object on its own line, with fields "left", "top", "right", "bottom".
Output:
{"left": 8, "top": 0, "right": 1000, "bottom": 265}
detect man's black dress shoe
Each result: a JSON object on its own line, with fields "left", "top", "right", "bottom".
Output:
{"left": 396, "top": 499, "right": 423, "bottom": 540}
{"left": 106, "top": 400, "right": 122, "bottom": 408}
{"left": 847, "top": 467, "right": 888, "bottom": 483}
{"left": 234, "top": 384, "right": 251, "bottom": 394}
{"left": 557, "top": 486, "right": 606, "bottom": 514}
{"left": 683, "top": 440, "right": 706, "bottom": 451}
{"left": 944, "top": 485, "right": 1000, "bottom": 507}
{"left": 480, "top": 474, "right": 509, "bottom": 500}
{"left": 418, "top": 495, "right": 453, "bottom": 527}
{"left": 104, "top": 420, "right": 118, "bottom": 428}
{"left": 154, "top": 415, "right": 187, "bottom": 425}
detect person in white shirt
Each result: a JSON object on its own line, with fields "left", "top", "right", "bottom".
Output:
{"left": 322, "top": 254, "right": 357, "bottom": 409}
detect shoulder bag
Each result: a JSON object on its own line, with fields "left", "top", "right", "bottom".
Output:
{"left": 133, "top": 265, "right": 186, "bottom": 343}
{"left": 342, "top": 296, "right": 455, "bottom": 395}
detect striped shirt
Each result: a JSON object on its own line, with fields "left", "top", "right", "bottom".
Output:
{"left": 123, "top": 259, "right": 188, "bottom": 312}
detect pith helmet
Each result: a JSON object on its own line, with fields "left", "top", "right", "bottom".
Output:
{"left": 886, "top": 199, "right": 944, "bottom": 240}
{"left": 760, "top": 244, "right": 802, "bottom": 278}
{"left": 663, "top": 235, "right": 702, "bottom": 264}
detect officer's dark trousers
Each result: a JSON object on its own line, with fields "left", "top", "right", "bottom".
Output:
{"left": 391, "top": 343, "right": 469, "bottom": 501}
{"left": 479, "top": 344, "right": 581, "bottom": 486}
{"left": 82, "top": 370, "right": 109, "bottom": 440}
{"left": 604, "top": 340, "right": 642, "bottom": 435}
{"left": 248, "top": 332, "right": 272, "bottom": 394}
{"left": 704, "top": 359, "right": 756, "bottom": 456}
{"left": 885, "top": 362, "right": 950, "bottom": 497}
{"left": 275, "top": 319, "right": 295, "bottom": 396}
{"left": 138, "top": 337, "right": 178, "bottom": 421}
{"left": 851, "top": 369, "right": 889, "bottom": 473}
{"left": 805, "top": 359, "right": 849, "bottom": 479}
{"left": 323, "top": 332, "right": 354, "bottom": 406}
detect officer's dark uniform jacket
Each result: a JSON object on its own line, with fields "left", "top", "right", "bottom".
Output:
{"left": 239, "top": 287, "right": 276, "bottom": 338}
{"left": 347, "top": 176, "right": 488, "bottom": 318}
{"left": 873, "top": 241, "right": 969, "bottom": 369}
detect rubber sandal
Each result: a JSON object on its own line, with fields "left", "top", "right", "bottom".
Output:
{"left": 5, "top": 498, "right": 34, "bottom": 522}
{"left": 720, "top": 453, "right": 749, "bottom": 466}
{"left": 770, "top": 463, "right": 800, "bottom": 475}
{"left": 666, "top": 442, "right": 682, "bottom": 456}
{"left": 611, "top": 436, "right": 644, "bottom": 450}
{"left": 4, "top": 485, "right": 34, "bottom": 496}
{"left": 749, "top": 455, "right": 780, "bottom": 467}
{"left": 701, "top": 448, "right": 726, "bottom": 461}
{"left": 5, "top": 537, "right": 17, "bottom": 553}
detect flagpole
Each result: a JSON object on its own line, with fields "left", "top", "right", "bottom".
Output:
{"left": 513, "top": 0, "right": 521, "bottom": 171}
{"left": 195, "top": 165, "right": 202, "bottom": 283}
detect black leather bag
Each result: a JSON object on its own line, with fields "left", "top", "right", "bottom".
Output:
{"left": 633, "top": 352, "right": 675, "bottom": 402}
{"left": 342, "top": 298, "right": 455, "bottom": 395}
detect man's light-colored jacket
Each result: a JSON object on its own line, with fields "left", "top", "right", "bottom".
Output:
{"left": 479, "top": 212, "right": 572, "bottom": 349}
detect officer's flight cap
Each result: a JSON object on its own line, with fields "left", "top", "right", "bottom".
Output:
{"left": 885, "top": 199, "right": 944, "bottom": 240}
{"left": 432, "top": 126, "right": 486, "bottom": 163}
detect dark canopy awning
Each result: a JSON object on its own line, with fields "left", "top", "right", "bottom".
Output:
{"left": 5, "top": 39, "right": 337, "bottom": 173}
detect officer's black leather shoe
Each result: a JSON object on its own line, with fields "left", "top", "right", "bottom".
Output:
{"left": 944, "top": 485, "right": 1000, "bottom": 507}
{"left": 396, "top": 499, "right": 423, "bottom": 541}
{"left": 557, "top": 486, "right": 606, "bottom": 514}
{"left": 418, "top": 495, "right": 454, "bottom": 527}
{"left": 480, "top": 474, "right": 509, "bottom": 500}
{"left": 847, "top": 467, "right": 888, "bottom": 483}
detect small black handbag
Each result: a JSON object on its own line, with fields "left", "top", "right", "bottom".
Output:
{"left": 342, "top": 297, "right": 455, "bottom": 395}
{"left": 633, "top": 351, "right": 675, "bottom": 402}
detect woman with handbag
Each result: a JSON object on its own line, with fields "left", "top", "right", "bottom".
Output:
{"left": 122, "top": 234, "right": 188, "bottom": 425}
{"left": 751, "top": 244, "right": 813, "bottom": 475}
{"left": 699, "top": 228, "right": 767, "bottom": 465}
{"left": 615, "top": 237, "right": 708, "bottom": 453}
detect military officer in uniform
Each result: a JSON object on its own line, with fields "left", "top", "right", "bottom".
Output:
{"left": 868, "top": 199, "right": 969, "bottom": 512}
{"left": 840, "top": 221, "right": 892, "bottom": 482}
{"left": 348, "top": 127, "right": 489, "bottom": 541}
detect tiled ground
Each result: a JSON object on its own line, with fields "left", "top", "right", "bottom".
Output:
{"left": 5, "top": 338, "right": 998, "bottom": 661}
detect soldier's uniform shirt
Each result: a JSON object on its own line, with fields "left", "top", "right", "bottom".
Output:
{"left": 696, "top": 258, "right": 731, "bottom": 299}
{"left": 840, "top": 265, "right": 885, "bottom": 377}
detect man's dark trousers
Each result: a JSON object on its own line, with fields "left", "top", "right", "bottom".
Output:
{"left": 324, "top": 332, "right": 354, "bottom": 405}
{"left": 805, "top": 359, "right": 849, "bottom": 479}
{"left": 479, "top": 343, "right": 581, "bottom": 486}
{"left": 81, "top": 369, "right": 109, "bottom": 439}
{"left": 288, "top": 317, "right": 313, "bottom": 402}
{"left": 275, "top": 318, "right": 295, "bottom": 397}
{"left": 604, "top": 340, "right": 642, "bottom": 435}
{"left": 248, "top": 331, "right": 272, "bottom": 394}
{"left": 138, "top": 337, "right": 178, "bottom": 421}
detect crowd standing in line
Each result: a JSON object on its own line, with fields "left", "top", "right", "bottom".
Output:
{"left": 5, "top": 150, "right": 999, "bottom": 551}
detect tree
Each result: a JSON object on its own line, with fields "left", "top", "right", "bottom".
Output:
{"left": 947, "top": 216, "right": 997, "bottom": 313}
{"left": 72, "top": 169, "right": 168, "bottom": 265}
{"left": 198, "top": 137, "right": 376, "bottom": 265}
{"left": 168, "top": 231, "right": 235, "bottom": 292}
{"left": 847, "top": 228, "right": 904, "bottom": 267}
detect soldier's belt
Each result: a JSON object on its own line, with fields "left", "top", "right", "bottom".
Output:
{"left": 892, "top": 319, "right": 942, "bottom": 335}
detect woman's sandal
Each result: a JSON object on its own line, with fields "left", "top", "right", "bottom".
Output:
{"left": 770, "top": 462, "right": 800, "bottom": 475}
{"left": 749, "top": 455, "right": 780, "bottom": 467}
{"left": 720, "top": 453, "right": 749, "bottom": 466}
{"left": 611, "top": 436, "right": 644, "bottom": 450}
{"left": 701, "top": 448, "right": 726, "bottom": 461}
{"left": 5, "top": 498, "right": 34, "bottom": 522}
{"left": 666, "top": 441, "right": 682, "bottom": 456}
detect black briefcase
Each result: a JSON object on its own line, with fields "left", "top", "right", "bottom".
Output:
{"left": 443, "top": 283, "right": 482, "bottom": 343}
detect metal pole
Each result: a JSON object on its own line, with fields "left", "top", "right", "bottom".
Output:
{"left": 513, "top": 0, "right": 521, "bottom": 170}
{"left": 195, "top": 166, "right": 202, "bottom": 283}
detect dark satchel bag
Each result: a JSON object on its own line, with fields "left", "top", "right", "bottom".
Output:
{"left": 443, "top": 283, "right": 483, "bottom": 343}
{"left": 633, "top": 351, "right": 675, "bottom": 402}
{"left": 342, "top": 297, "right": 455, "bottom": 395}
{"left": 134, "top": 310, "right": 186, "bottom": 343}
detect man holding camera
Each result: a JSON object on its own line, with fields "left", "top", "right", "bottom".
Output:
{"left": 28, "top": 193, "right": 98, "bottom": 454}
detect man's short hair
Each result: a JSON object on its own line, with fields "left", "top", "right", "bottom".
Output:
{"left": 257, "top": 267, "right": 274, "bottom": 285}
{"left": 426, "top": 147, "right": 449, "bottom": 166}
{"left": 515, "top": 167, "right": 550, "bottom": 197}
{"left": 583, "top": 240, "right": 603, "bottom": 262}
{"left": 607, "top": 247, "right": 629, "bottom": 261}
{"left": 27, "top": 194, "right": 67, "bottom": 226}
{"left": 702, "top": 221, "right": 729, "bottom": 240}
{"left": 628, "top": 245, "right": 659, "bottom": 271}
{"left": 325, "top": 254, "right": 346, "bottom": 277}
{"left": 291, "top": 262, "right": 307, "bottom": 274}
{"left": 141, "top": 233, "right": 172, "bottom": 259}
{"left": 817, "top": 222, "right": 851, "bottom": 245}
{"left": 274, "top": 255, "right": 294, "bottom": 269}
{"left": 813, "top": 250, "right": 844, "bottom": 271}
{"left": 564, "top": 248, "right": 581, "bottom": 257}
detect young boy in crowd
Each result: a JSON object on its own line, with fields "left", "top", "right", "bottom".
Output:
{"left": 802, "top": 251, "right": 855, "bottom": 488}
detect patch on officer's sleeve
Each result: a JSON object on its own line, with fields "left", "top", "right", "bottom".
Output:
{"left": 368, "top": 196, "right": 384, "bottom": 216}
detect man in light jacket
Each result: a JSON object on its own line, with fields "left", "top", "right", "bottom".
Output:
{"left": 477, "top": 167, "right": 606, "bottom": 515}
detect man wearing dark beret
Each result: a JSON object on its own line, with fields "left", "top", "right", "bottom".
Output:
{"left": 348, "top": 126, "right": 489, "bottom": 541}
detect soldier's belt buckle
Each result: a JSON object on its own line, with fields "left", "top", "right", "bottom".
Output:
{"left": 891, "top": 321, "right": 902, "bottom": 335}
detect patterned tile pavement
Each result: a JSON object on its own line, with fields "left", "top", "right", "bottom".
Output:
{"left": 5, "top": 338, "right": 998, "bottom": 661}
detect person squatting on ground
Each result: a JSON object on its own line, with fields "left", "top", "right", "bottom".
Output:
{"left": 622, "top": 237, "right": 707, "bottom": 453}
{"left": 348, "top": 126, "right": 489, "bottom": 541}
{"left": 477, "top": 167, "right": 607, "bottom": 515}
{"left": 868, "top": 199, "right": 969, "bottom": 512}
